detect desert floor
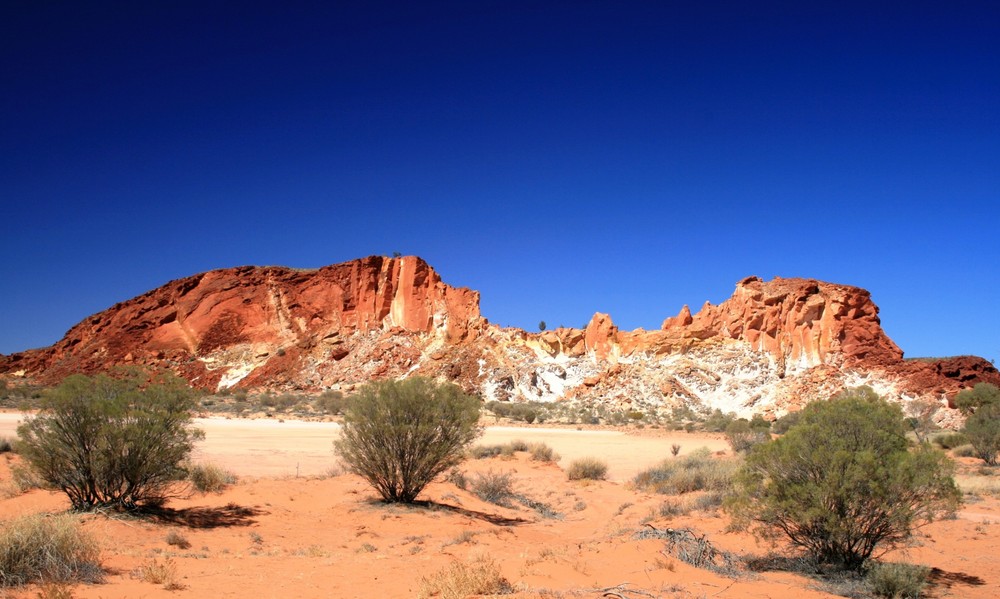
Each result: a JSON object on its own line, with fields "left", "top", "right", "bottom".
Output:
{"left": 1, "top": 413, "right": 998, "bottom": 598}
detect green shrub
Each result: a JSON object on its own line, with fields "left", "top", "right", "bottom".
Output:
{"left": 335, "top": 377, "right": 481, "bottom": 503}
{"left": 566, "top": 457, "right": 608, "bottom": 481}
{"left": 957, "top": 384, "right": 1000, "bottom": 466}
{"left": 312, "top": 390, "right": 346, "bottom": 415}
{"left": 702, "top": 409, "right": 738, "bottom": 432}
{"left": 933, "top": 432, "right": 969, "bottom": 450}
{"left": 770, "top": 410, "right": 801, "bottom": 435}
{"left": 726, "top": 387, "right": 961, "bottom": 570}
{"left": 953, "top": 444, "right": 978, "bottom": 458}
{"left": 633, "top": 448, "right": 738, "bottom": 495}
{"left": 0, "top": 514, "right": 102, "bottom": 587}
{"left": 17, "top": 372, "right": 202, "bottom": 511}
{"left": 188, "top": 463, "right": 237, "bottom": 493}
{"left": 725, "top": 419, "right": 770, "bottom": 453}
{"left": 866, "top": 562, "right": 930, "bottom": 598}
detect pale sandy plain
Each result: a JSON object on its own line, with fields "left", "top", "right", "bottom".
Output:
{"left": 1, "top": 412, "right": 998, "bottom": 598}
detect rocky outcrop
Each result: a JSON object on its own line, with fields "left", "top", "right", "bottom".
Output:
{"left": 2, "top": 257, "right": 997, "bottom": 419}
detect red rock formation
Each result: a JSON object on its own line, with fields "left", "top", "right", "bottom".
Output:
{"left": 662, "top": 276, "right": 903, "bottom": 372}
{"left": 1, "top": 256, "right": 482, "bottom": 389}
{"left": 2, "top": 259, "right": 997, "bottom": 417}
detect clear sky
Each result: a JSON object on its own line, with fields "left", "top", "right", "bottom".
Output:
{"left": 2, "top": 1, "right": 998, "bottom": 364}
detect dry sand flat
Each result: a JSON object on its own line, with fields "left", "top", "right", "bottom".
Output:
{"left": 1, "top": 413, "right": 998, "bottom": 598}
{"left": 1, "top": 413, "right": 729, "bottom": 480}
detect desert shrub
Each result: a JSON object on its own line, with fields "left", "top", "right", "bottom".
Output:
{"left": 0, "top": 514, "right": 102, "bottom": 587}
{"left": 188, "top": 462, "right": 237, "bottom": 493}
{"left": 933, "top": 432, "right": 969, "bottom": 450}
{"left": 418, "top": 555, "right": 513, "bottom": 599}
{"left": 567, "top": 457, "right": 608, "bottom": 481}
{"left": 957, "top": 383, "right": 1000, "bottom": 466}
{"left": 725, "top": 419, "right": 770, "bottom": 453}
{"left": 17, "top": 372, "right": 202, "bottom": 511}
{"left": 507, "top": 439, "right": 529, "bottom": 452}
{"left": 469, "top": 444, "right": 504, "bottom": 459}
{"left": 866, "top": 562, "right": 930, "bottom": 598}
{"left": 471, "top": 470, "right": 516, "bottom": 507}
{"left": 528, "top": 442, "right": 558, "bottom": 462}
{"left": 702, "top": 409, "right": 738, "bottom": 432}
{"left": 952, "top": 444, "right": 978, "bottom": 458}
{"left": 0, "top": 436, "right": 14, "bottom": 453}
{"left": 132, "top": 556, "right": 182, "bottom": 589}
{"left": 164, "top": 530, "right": 191, "bottom": 549}
{"left": 313, "top": 390, "right": 347, "bottom": 415}
{"left": 633, "top": 448, "right": 738, "bottom": 495}
{"left": 770, "top": 410, "right": 801, "bottom": 435}
{"left": 726, "top": 387, "right": 961, "bottom": 570}
{"left": 335, "top": 377, "right": 481, "bottom": 503}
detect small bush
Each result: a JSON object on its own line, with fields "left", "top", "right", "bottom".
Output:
{"left": 335, "top": 377, "right": 481, "bottom": 503}
{"left": 188, "top": 463, "right": 237, "bottom": 493}
{"left": 469, "top": 444, "right": 504, "bottom": 459}
{"left": 770, "top": 410, "right": 802, "bottom": 435}
{"left": 725, "top": 419, "right": 770, "bottom": 453}
{"left": 633, "top": 448, "right": 738, "bottom": 495}
{"left": 17, "top": 372, "right": 202, "bottom": 511}
{"left": 0, "top": 437, "right": 14, "bottom": 453}
{"left": 727, "top": 387, "right": 960, "bottom": 570}
{"left": 933, "top": 432, "right": 969, "bottom": 450}
{"left": 953, "top": 444, "right": 978, "bottom": 458}
{"left": 418, "top": 556, "right": 513, "bottom": 599}
{"left": 528, "top": 442, "right": 558, "bottom": 462}
{"left": 165, "top": 531, "right": 191, "bottom": 550}
{"left": 0, "top": 514, "right": 102, "bottom": 587}
{"left": 471, "top": 470, "right": 516, "bottom": 507}
{"left": 567, "top": 457, "right": 608, "bottom": 481}
{"left": 507, "top": 439, "right": 529, "bottom": 452}
{"left": 133, "top": 557, "right": 182, "bottom": 589}
{"left": 866, "top": 562, "right": 930, "bottom": 598}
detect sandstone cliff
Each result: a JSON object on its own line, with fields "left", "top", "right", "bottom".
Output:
{"left": 2, "top": 256, "right": 996, "bottom": 419}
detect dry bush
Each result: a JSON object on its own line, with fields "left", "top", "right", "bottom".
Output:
{"left": 471, "top": 470, "right": 516, "bottom": 507}
{"left": 866, "top": 562, "right": 930, "bottom": 598}
{"left": 34, "top": 582, "right": 75, "bottom": 599}
{"left": 0, "top": 437, "right": 14, "bottom": 453}
{"left": 164, "top": 530, "right": 191, "bottom": 550}
{"left": 418, "top": 555, "right": 514, "bottom": 599}
{"left": 528, "top": 442, "right": 558, "bottom": 462}
{"left": 0, "top": 514, "right": 102, "bottom": 587}
{"left": 633, "top": 448, "right": 737, "bottom": 494}
{"left": 566, "top": 457, "right": 608, "bottom": 481}
{"left": 469, "top": 444, "right": 504, "bottom": 459}
{"left": 187, "top": 462, "right": 237, "bottom": 493}
{"left": 132, "top": 556, "right": 183, "bottom": 589}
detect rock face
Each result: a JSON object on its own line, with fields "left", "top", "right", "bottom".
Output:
{"left": 2, "top": 256, "right": 997, "bottom": 420}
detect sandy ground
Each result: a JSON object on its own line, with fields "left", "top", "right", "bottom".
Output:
{"left": 1, "top": 413, "right": 998, "bottom": 598}
{"left": 1, "top": 414, "right": 728, "bottom": 481}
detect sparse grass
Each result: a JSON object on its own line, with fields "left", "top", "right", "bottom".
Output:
{"left": 357, "top": 543, "right": 377, "bottom": 553}
{"left": 866, "top": 562, "right": 930, "bottom": 598}
{"left": 34, "top": 582, "right": 75, "bottom": 599}
{"left": 132, "top": 557, "right": 183, "bottom": 590}
{"left": 418, "top": 555, "right": 514, "bottom": 599}
{"left": 0, "top": 514, "right": 102, "bottom": 587}
{"left": 469, "top": 444, "right": 504, "bottom": 459}
{"left": 632, "top": 448, "right": 738, "bottom": 494}
{"left": 566, "top": 457, "right": 608, "bottom": 481}
{"left": 187, "top": 462, "right": 237, "bottom": 493}
{"left": 955, "top": 473, "right": 1000, "bottom": 498}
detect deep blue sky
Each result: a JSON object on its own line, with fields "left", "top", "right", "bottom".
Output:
{"left": 2, "top": 1, "right": 998, "bottom": 363}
